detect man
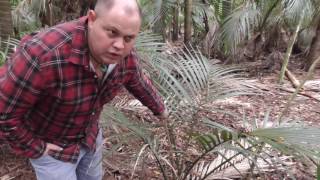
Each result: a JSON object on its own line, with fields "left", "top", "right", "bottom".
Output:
{"left": 0, "top": 0, "right": 168, "bottom": 179}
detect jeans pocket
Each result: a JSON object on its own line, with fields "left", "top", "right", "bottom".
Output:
{"left": 29, "top": 154, "right": 51, "bottom": 164}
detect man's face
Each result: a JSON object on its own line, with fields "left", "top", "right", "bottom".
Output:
{"left": 87, "top": 5, "right": 141, "bottom": 64}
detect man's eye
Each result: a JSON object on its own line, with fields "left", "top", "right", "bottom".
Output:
{"left": 107, "top": 30, "right": 117, "bottom": 37}
{"left": 124, "top": 36, "right": 133, "bottom": 43}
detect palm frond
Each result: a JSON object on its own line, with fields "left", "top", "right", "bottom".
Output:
{"left": 283, "top": 0, "right": 315, "bottom": 28}
{"left": 138, "top": 41, "right": 255, "bottom": 122}
{"left": 12, "top": 0, "right": 39, "bottom": 32}
{"left": 135, "top": 31, "right": 165, "bottom": 52}
{"left": 0, "top": 37, "right": 20, "bottom": 65}
{"left": 100, "top": 105, "right": 153, "bottom": 143}
{"left": 251, "top": 127, "right": 320, "bottom": 160}
{"left": 188, "top": 112, "right": 320, "bottom": 179}
{"left": 221, "top": 1, "right": 261, "bottom": 54}
{"left": 139, "top": 0, "right": 177, "bottom": 30}
{"left": 317, "top": 164, "right": 320, "bottom": 179}
{"left": 187, "top": 135, "right": 255, "bottom": 180}
{"left": 205, "top": 155, "right": 294, "bottom": 179}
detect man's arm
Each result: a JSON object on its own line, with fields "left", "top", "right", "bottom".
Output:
{"left": 0, "top": 42, "right": 47, "bottom": 158}
{"left": 124, "top": 53, "right": 166, "bottom": 116}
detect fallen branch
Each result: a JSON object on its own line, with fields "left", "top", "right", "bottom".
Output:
{"left": 279, "top": 87, "right": 320, "bottom": 102}
{"left": 285, "top": 69, "right": 301, "bottom": 89}
{"left": 279, "top": 54, "right": 320, "bottom": 122}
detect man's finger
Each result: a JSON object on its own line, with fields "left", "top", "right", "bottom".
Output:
{"left": 47, "top": 143, "right": 63, "bottom": 151}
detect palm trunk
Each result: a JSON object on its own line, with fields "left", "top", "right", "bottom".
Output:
{"left": 0, "top": 0, "right": 13, "bottom": 43}
{"left": 184, "top": 0, "right": 192, "bottom": 44}
{"left": 172, "top": 2, "right": 179, "bottom": 42}
{"left": 305, "top": 19, "right": 320, "bottom": 71}
{"left": 279, "top": 18, "right": 302, "bottom": 84}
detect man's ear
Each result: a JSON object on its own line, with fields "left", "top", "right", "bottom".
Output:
{"left": 88, "top": 10, "right": 97, "bottom": 25}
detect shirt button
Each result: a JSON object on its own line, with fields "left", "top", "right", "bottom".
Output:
{"left": 92, "top": 112, "right": 95, "bottom": 115}
{"left": 94, "top": 75, "right": 98, "bottom": 79}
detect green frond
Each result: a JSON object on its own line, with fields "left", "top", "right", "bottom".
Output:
{"left": 195, "top": 128, "right": 240, "bottom": 151}
{"left": 251, "top": 127, "right": 320, "bottom": 160}
{"left": 139, "top": 0, "right": 177, "bottom": 29}
{"left": 136, "top": 31, "right": 165, "bottom": 52}
{"left": 186, "top": 138, "right": 255, "bottom": 180}
{"left": 136, "top": 40, "right": 255, "bottom": 122}
{"left": 100, "top": 105, "right": 153, "bottom": 143}
{"left": 0, "top": 37, "right": 20, "bottom": 65}
{"left": 12, "top": 0, "right": 39, "bottom": 33}
{"left": 221, "top": 1, "right": 261, "bottom": 54}
{"left": 283, "top": 0, "right": 315, "bottom": 28}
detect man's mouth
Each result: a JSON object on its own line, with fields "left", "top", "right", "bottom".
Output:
{"left": 109, "top": 53, "right": 121, "bottom": 58}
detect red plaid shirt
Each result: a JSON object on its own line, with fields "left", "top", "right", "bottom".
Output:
{"left": 0, "top": 16, "right": 164, "bottom": 163}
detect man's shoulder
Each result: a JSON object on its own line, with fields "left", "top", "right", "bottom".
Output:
{"left": 53, "top": 16, "right": 88, "bottom": 35}
{"left": 21, "top": 16, "right": 87, "bottom": 51}
{"left": 121, "top": 51, "right": 141, "bottom": 71}
{"left": 17, "top": 17, "right": 88, "bottom": 64}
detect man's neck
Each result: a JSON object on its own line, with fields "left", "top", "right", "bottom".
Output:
{"left": 89, "top": 55, "right": 105, "bottom": 79}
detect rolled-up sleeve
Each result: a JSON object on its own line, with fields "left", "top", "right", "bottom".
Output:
{"left": 124, "top": 54, "right": 165, "bottom": 115}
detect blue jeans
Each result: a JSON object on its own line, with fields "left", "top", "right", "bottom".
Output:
{"left": 30, "top": 130, "right": 104, "bottom": 180}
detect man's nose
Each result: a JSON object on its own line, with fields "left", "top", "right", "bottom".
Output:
{"left": 113, "top": 37, "right": 124, "bottom": 50}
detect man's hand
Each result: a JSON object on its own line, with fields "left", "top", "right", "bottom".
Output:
{"left": 43, "top": 143, "right": 63, "bottom": 156}
{"left": 155, "top": 109, "right": 169, "bottom": 128}
{"left": 156, "top": 109, "right": 169, "bottom": 120}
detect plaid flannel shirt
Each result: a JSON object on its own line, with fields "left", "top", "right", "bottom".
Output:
{"left": 0, "top": 16, "right": 165, "bottom": 163}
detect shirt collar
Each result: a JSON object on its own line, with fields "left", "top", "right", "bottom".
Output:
{"left": 67, "top": 16, "right": 90, "bottom": 68}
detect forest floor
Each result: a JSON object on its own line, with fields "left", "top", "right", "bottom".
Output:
{"left": 0, "top": 59, "right": 319, "bottom": 180}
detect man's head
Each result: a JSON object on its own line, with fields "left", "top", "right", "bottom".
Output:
{"left": 87, "top": 0, "right": 141, "bottom": 65}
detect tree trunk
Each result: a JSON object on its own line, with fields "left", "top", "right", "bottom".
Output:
{"left": 305, "top": 19, "right": 320, "bottom": 71}
{"left": 184, "top": 0, "right": 192, "bottom": 44}
{"left": 0, "top": 0, "right": 13, "bottom": 43}
{"left": 172, "top": 2, "right": 179, "bottom": 42}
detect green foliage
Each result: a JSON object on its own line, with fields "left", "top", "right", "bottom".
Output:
{"left": 219, "top": 0, "right": 320, "bottom": 55}
{"left": 195, "top": 129, "right": 238, "bottom": 152}
{"left": 317, "top": 164, "right": 320, "bottom": 180}
{"left": 11, "top": 0, "right": 42, "bottom": 38}
{"left": 138, "top": 0, "right": 177, "bottom": 32}
{"left": 99, "top": 31, "right": 320, "bottom": 179}
{"left": 10, "top": 0, "right": 20, "bottom": 7}
{"left": 0, "top": 37, "right": 19, "bottom": 66}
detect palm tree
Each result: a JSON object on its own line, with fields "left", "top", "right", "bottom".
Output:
{"left": 219, "top": 0, "right": 319, "bottom": 61}
{"left": 0, "top": 0, "right": 13, "bottom": 44}
{"left": 172, "top": 0, "right": 180, "bottom": 41}
{"left": 100, "top": 32, "right": 320, "bottom": 179}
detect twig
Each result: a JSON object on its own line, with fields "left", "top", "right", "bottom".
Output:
{"left": 130, "top": 144, "right": 149, "bottom": 180}
{"left": 103, "top": 159, "right": 121, "bottom": 173}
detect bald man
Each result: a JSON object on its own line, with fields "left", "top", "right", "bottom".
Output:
{"left": 0, "top": 0, "right": 167, "bottom": 179}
